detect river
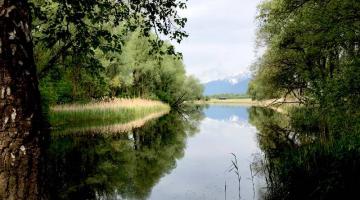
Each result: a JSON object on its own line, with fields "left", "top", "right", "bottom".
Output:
{"left": 2, "top": 105, "right": 270, "bottom": 199}
{"left": 148, "top": 105, "right": 266, "bottom": 200}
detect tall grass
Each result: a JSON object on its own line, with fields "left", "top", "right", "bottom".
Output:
{"left": 52, "top": 98, "right": 168, "bottom": 111}
{"left": 50, "top": 98, "right": 170, "bottom": 133}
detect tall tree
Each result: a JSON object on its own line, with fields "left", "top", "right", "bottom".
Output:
{"left": 249, "top": 1, "right": 360, "bottom": 197}
{"left": 0, "top": 0, "right": 188, "bottom": 199}
{"left": 0, "top": 0, "right": 44, "bottom": 199}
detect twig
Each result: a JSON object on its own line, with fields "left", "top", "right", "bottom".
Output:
{"left": 225, "top": 180, "right": 227, "bottom": 200}
{"left": 250, "top": 164, "right": 256, "bottom": 200}
{"left": 229, "top": 153, "right": 241, "bottom": 200}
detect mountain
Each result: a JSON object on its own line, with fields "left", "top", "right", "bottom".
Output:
{"left": 203, "top": 74, "right": 251, "bottom": 96}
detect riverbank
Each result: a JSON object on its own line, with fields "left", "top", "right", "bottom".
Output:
{"left": 50, "top": 98, "right": 170, "bottom": 135}
{"left": 195, "top": 98, "right": 258, "bottom": 105}
{"left": 195, "top": 98, "right": 296, "bottom": 114}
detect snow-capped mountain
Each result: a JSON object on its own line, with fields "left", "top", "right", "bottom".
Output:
{"left": 204, "top": 73, "right": 251, "bottom": 96}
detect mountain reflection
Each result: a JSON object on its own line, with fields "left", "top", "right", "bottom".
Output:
{"left": 203, "top": 105, "right": 249, "bottom": 121}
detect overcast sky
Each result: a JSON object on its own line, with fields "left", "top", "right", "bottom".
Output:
{"left": 176, "top": 0, "right": 262, "bottom": 83}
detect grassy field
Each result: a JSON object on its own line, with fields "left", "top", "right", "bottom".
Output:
{"left": 50, "top": 98, "right": 170, "bottom": 134}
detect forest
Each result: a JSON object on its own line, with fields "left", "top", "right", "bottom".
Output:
{"left": 249, "top": 0, "right": 360, "bottom": 198}
{"left": 31, "top": 0, "right": 203, "bottom": 108}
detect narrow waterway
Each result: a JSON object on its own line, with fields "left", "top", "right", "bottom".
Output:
{"left": 149, "top": 105, "right": 266, "bottom": 199}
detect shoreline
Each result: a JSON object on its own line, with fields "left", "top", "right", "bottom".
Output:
{"left": 194, "top": 98, "right": 294, "bottom": 114}
{"left": 50, "top": 98, "right": 170, "bottom": 135}
{"left": 194, "top": 98, "right": 259, "bottom": 106}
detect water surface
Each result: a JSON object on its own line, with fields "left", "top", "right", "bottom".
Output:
{"left": 149, "top": 105, "right": 265, "bottom": 200}
{"left": 14, "top": 105, "right": 357, "bottom": 199}
{"left": 43, "top": 105, "right": 266, "bottom": 199}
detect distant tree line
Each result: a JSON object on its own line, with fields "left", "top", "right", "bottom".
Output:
{"left": 206, "top": 93, "right": 249, "bottom": 100}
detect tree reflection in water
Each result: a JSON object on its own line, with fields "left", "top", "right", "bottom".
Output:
{"left": 249, "top": 107, "right": 360, "bottom": 200}
{"left": 0, "top": 105, "right": 204, "bottom": 200}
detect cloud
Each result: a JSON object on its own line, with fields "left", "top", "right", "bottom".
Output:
{"left": 176, "top": 0, "right": 261, "bottom": 82}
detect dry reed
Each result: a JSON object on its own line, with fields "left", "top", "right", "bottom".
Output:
{"left": 52, "top": 98, "right": 168, "bottom": 112}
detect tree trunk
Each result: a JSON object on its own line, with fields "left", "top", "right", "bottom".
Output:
{"left": 0, "top": 0, "right": 45, "bottom": 199}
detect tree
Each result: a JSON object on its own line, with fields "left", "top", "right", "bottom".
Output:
{"left": 31, "top": 0, "right": 188, "bottom": 79}
{"left": 94, "top": 29, "right": 203, "bottom": 106}
{"left": 0, "top": 1, "right": 44, "bottom": 199}
{"left": 0, "top": 0, "right": 188, "bottom": 199}
{"left": 249, "top": 1, "right": 360, "bottom": 198}
{"left": 250, "top": 0, "right": 360, "bottom": 105}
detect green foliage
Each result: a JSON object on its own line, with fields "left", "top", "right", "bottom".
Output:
{"left": 250, "top": 0, "right": 360, "bottom": 142}
{"left": 250, "top": 0, "right": 360, "bottom": 104}
{"left": 30, "top": 0, "right": 188, "bottom": 64}
{"left": 37, "top": 51, "right": 110, "bottom": 104}
{"left": 248, "top": 0, "right": 360, "bottom": 198}
{"left": 31, "top": 0, "right": 203, "bottom": 107}
{"left": 95, "top": 30, "right": 203, "bottom": 106}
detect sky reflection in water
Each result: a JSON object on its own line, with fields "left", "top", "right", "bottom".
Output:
{"left": 149, "top": 105, "right": 265, "bottom": 200}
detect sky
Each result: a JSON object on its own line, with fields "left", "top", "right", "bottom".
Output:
{"left": 176, "top": 0, "right": 262, "bottom": 83}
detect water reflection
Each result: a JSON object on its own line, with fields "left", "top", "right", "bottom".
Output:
{"left": 41, "top": 106, "right": 204, "bottom": 200}
{"left": 149, "top": 105, "right": 265, "bottom": 200}
{"left": 204, "top": 105, "right": 248, "bottom": 122}
{"left": 248, "top": 107, "right": 360, "bottom": 199}
{"left": 1, "top": 105, "right": 271, "bottom": 200}
{"left": 4, "top": 105, "right": 357, "bottom": 199}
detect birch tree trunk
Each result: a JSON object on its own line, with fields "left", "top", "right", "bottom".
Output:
{"left": 0, "top": 0, "right": 44, "bottom": 199}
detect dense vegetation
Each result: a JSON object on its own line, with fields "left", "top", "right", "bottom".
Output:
{"left": 31, "top": 0, "right": 203, "bottom": 108}
{"left": 249, "top": 0, "right": 360, "bottom": 199}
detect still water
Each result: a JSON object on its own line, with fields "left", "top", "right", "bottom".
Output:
{"left": 149, "top": 106, "right": 265, "bottom": 200}
{"left": 45, "top": 105, "right": 266, "bottom": 199}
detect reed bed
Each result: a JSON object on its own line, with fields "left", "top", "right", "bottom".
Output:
{"left": 52, "top": 110, "right": 168, "bottom": 137}
{"left": 50, "top": 98, "right": 170, "bottom": 133}
{"left": 52, "top": 98, "right": 168, "bottom": 112}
